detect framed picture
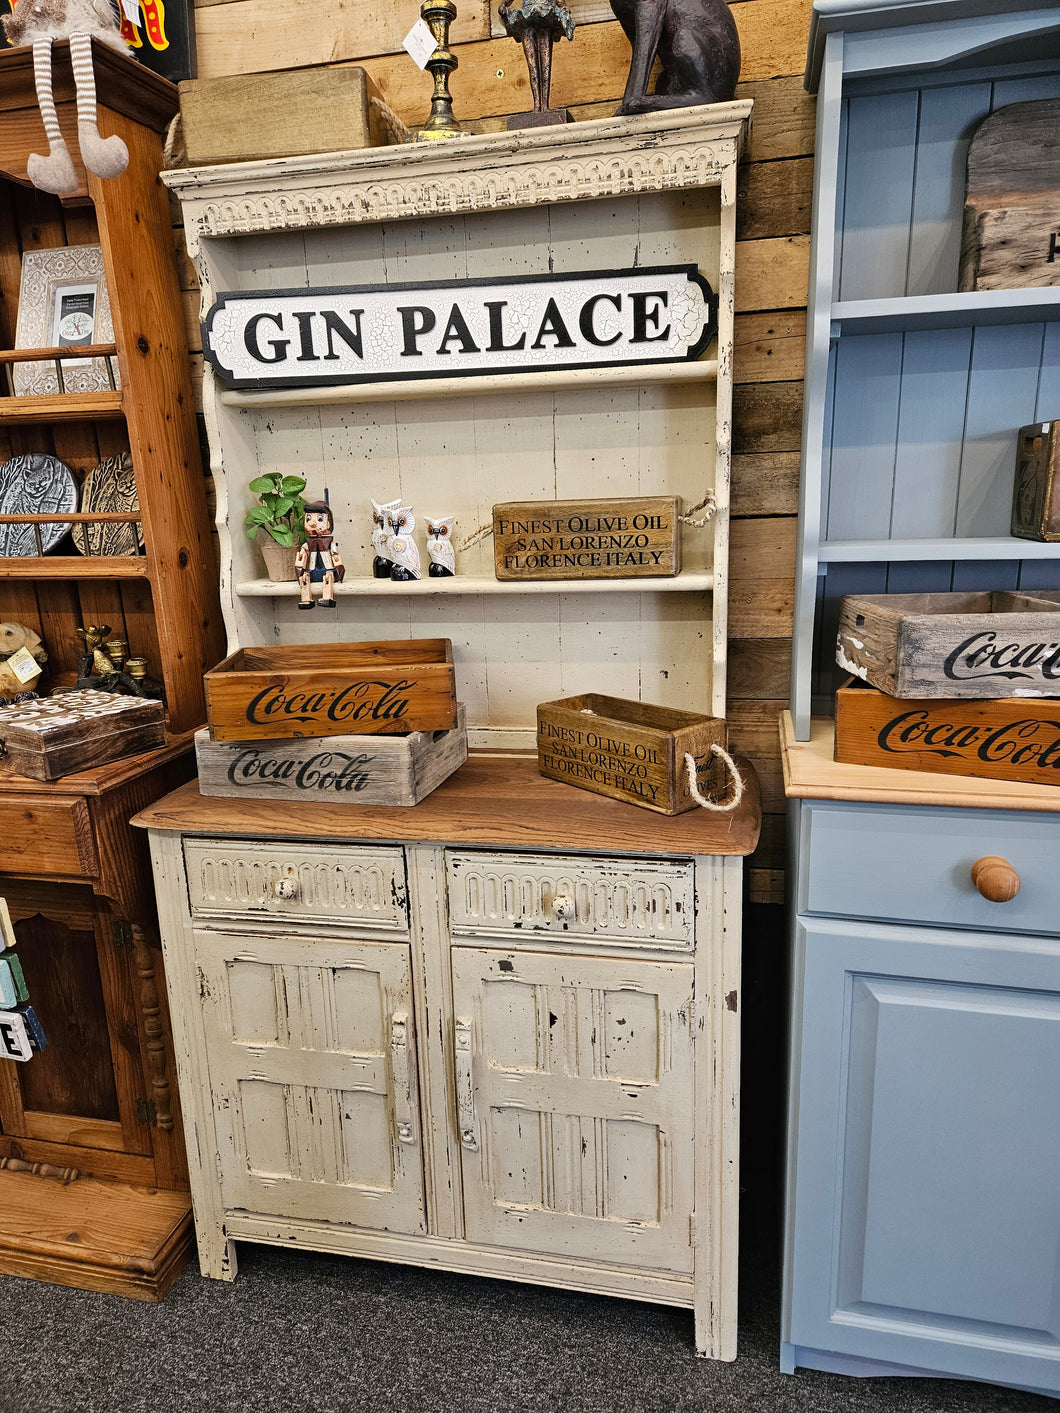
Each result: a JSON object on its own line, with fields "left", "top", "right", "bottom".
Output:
{"left": 13, "top": 245, "right": 120, "bottom": 396}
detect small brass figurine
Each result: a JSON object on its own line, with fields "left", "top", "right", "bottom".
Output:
{"left": 498, "top": 0, "right": 575, "bottom": 128}
{"left": 408, "top": 1, "right": 468, "bottom": 142}
{"left": 296, "top": 500, "right": 345, "bottom": 609}
{"left": 611, "top": 0, "right": 740, "bottom": 115}
{"left": 74, "top": 624, "right": 165, "bottom": 701}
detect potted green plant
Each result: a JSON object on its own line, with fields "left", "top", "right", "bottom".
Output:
{"left": 245, "top": 472, "right": 307, "bottom": 581}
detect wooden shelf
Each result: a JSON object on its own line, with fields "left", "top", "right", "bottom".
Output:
{"left": 218, "top": 359, "right": 720, "bottom": 410}
{"left": 818, "top": 537, "right": 1060, "bottom": 563}
{"left": 0, "top": 390, "right": 123, "bottom": 423}
{"left": 236, "top": 571, "right": 715, "bottom": 598}
{"left": 831, "top": 288, "right": 1060, "bottom": 337}
{"left": 0, "top": 556, "right": 149, "bottom": 579}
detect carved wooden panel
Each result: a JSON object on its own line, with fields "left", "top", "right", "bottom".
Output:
{"left": 446, "top": 850, "right": 694, "bottom": 950}
{"left": 196, "top": 931, "right": 425, "bottom": 1232}
{"left": 183, "top": 838, "right": 409, "bottom": 932}
{"left": 452, "top": 946, "right": 695, "bottom": 1272}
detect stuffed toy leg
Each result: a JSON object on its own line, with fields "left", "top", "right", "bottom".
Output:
{"left": 28, "top": 33, "right": 128, "bottom": 195}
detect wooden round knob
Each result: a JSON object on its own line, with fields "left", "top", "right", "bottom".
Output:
{"left": 971, "top": 856, "right": 1021, "bottom": 903}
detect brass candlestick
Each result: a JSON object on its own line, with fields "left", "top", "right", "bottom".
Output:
{"left": 408, "top": 1, "right": 468, "bottom": 142}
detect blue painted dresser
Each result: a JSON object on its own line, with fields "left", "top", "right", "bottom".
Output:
{"left": 783, "top": 0, "right": 1060, "bottom": 1397}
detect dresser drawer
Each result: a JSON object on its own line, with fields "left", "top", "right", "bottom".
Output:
{"left": 801, "top": 802, "right": 1059, "bottom": 936}
{"left": 0, "top": 796, "right": 96, "bottom": 878}
{"left": 184, "top": 838, "right": 408, "bottom": 932}
{"left": 445, "top": 850, "right": 694, "bottom": 950}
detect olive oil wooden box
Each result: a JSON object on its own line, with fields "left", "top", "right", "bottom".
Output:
{"left": 195, "top": 706, "right": 468, "bottom": 805}
{"left": 0, "top": 689, "right": 166, "bottom": 781}
{"left": 204, "top": 641, "right": 458, "bottom": 742}
{"left": 537, "top": 693, "right": 726, "bottom": 815}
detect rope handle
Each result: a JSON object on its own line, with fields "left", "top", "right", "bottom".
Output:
{"left": 683, "top": 743, "right": 744, "bottom": 814}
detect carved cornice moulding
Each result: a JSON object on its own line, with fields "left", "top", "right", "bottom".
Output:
{"left": 163, "top": 102, "right": 752, "bottom": 250}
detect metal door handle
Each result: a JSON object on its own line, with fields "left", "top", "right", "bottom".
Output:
{"left": 391, "top": 1011, "right": 417, "bottom": 1145}
{"left": 454, "top": 1017, "right": 478, "bottom": 1150}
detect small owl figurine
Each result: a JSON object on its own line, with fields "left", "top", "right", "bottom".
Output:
{"left": 426, "top": 516, "right": 456, "bottom": 577}
{"left": 387, "top": 503, "right": 421, "bottom": 581}
{"left": 370, "top": 497, "right": 400, "bottom": 579}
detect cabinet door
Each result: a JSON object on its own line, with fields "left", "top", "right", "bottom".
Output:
{"left": 451, "top": 947, "right": 695, "bottom": 1272}
{"left": 196, "top": 932, "right": 425, "bottom": 1235}
{"left": 788, "top": 917, "right": 1060, "bottom": 1392}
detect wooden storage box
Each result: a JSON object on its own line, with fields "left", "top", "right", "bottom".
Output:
{"left": 204, "top": 641, "right": 459, "bottom": 742}
{"left": 178, "top": 65, "right": 386, "bottom": 166}
{"left": 537, "top": 693, "right": 726, "bottom": 815}
{"left": 0, "top": 690, "right": 166, "bottom": 782}
{"left": 1012, "top": 422, "right": 1060, "bottom": 542}
{"left": 837, "top": 591, "right": 1060, "bottom": 699}
{"left": 834, "top": 686, "right": 1060, "bottom": 788}
{"left": 195, "top": 705, "right": 468, "bottom": 805}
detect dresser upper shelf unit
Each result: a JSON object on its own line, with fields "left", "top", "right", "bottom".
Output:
{"left": 830, "top": 289, "right": 1060, "bottom": 337}
{"left": 236, "top": 571, "right": 714, "bottom": 599}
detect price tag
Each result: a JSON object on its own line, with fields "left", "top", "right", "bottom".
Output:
{"left": 121, "top": 0, "right": 140, "bottom": 23}
{"left": 6, "top": 647, "right": 40, "bottom": 685}
{"left": 0, "top": 1010, "right": 32, "bottom": 1061}
{"left": 403, "top": 18, "right": 437, "bottom": 70}
{"left": 0, "top": 956, "right": 27, "bottom": 1009}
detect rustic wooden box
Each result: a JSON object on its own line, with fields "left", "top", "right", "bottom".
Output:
{"left": 204, "top": 641, "right": 459, "bottom": 742}
{"left": 958, "top": 98, "right": 1060, "bottom": 292}
{"left": 837, "top": 591, "right": 1060, "bottom": 699}
{"left": 0, "top": 689, "right": 166, "bottom": 782}
{"left": 1012, "top": 422, "right": 1060, "bottom": 542}
{"left": 178, "top": 65, "right": 387, "bottom": 166}
{"left": 195, "top": 705, "right": 467, "bottom": 805}
{"left": 537, "top": 693, "right": 726, "bottom": 815}
{"left": 494, "top": 498, "right": 680, "bottom": 581}
{"left": 835, "top": 686, "right": 1060, "bottom": 788}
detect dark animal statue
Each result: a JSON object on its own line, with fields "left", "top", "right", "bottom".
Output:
{"left": 610, "top": 0, "right": 740, "bottom": 115}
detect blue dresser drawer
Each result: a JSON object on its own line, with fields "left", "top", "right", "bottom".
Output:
{"left": 800, "top": 802, "right": 1060, "bottom": 937}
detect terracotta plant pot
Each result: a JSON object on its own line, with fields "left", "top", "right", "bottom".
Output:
{"left": 255, "top": 529, "right": 299, "bottom": 583}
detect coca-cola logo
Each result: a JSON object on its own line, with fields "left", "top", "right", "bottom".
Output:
{"left": 227, "top": 747, "right": 375, "bottom": 793}
{"left": 878, "top": 709, "right": 1060, "bottom": 771}
{"left": 944, "top": 631, "right": 1060, "bottom": 684}
{"left": 245, "top": 679, "right": 414, "bottom": 726}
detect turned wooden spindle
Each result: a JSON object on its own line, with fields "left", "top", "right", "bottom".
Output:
{"left": 970, "top": 855, "right": 1021, "bottom": 903}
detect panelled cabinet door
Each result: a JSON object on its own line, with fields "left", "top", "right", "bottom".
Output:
{"left": 789, "top": 918, "right": 1060, "bottom": 1392}
{"left": 195, "top": 931, "right": 426, "bottom": 1235}
{"left": 451, "top": 947, "right": 695, "bottom": 1272}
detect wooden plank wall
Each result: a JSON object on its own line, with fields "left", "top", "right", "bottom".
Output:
{"left": 179, "top": 0, "right": 814, "bottom": 905}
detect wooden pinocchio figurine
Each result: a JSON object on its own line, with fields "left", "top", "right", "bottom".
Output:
{"left": 295, "top": 500, "right": 344, "bottom": 609}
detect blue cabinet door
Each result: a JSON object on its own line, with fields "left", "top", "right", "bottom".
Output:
{"left": 785, "top": 917, "right": 1060, "bottom": 1394}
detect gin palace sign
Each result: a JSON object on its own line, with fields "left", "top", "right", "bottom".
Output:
{"left": 202, "top": 266, "right": 717, "bottom": 390}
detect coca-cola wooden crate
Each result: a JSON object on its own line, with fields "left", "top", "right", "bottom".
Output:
{"left": 204, "top": 641, "right": 458, "bottom": 742}
{"left": 837, "top": 591, "right": 1060, "bottom": 699}
{"left": 834, "top": 687, "right": 1060, "bottom": 788}
{"left": 194, "top": 706, "right": 467, "bottom": 805}
{"left": 0, "top": 689, "right": 166, "bottom": 781}
{"left": 537, "top": 693, "right": 727, "bottom": 815}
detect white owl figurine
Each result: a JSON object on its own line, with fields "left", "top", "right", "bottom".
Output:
{"left": 426, "top": 516, "right": 456, "bottom": 577}
{"left": 387, "top": 503, "right": 421, "bottom": 581}
{"left": 371, "top": 497, "right": 400, "bottom": 578}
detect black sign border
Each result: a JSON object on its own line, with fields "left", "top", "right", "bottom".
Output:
{"left": 202, "top": 264, "right": 719, "bottom": 391}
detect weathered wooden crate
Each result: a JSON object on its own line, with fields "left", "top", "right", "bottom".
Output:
{"left": 537, "top": 693, "right": 726, "bottom": 815}
{"left": 837, "top": 591, "right": 1060, "bottom": 699}
{"left": 494, "top": 498, "right": 680, "bottom": 581}
{"left": 1012, "top": 422, "right": 1060, "bottom": 543}
{"left": 178, "top": 66, "right": 387, "bottom": 166}
{"left": 0, "top": 689, "right": 166, "bottom": 781}
{"left": 204, "top": 641, "right": 458, "bottom": 742}
{"left": 958, "top": 98, "right": 1060, "bottom": 291}
{"left": 195, "top": 705, "right": 467, "bottom": 805}
{"left": 834, "top": 686, "right": 1060, "bottom": 788}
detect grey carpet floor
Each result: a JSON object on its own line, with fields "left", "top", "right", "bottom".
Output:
{"left": 0, "top": 1231, "right": 1054, "bottom": 1413}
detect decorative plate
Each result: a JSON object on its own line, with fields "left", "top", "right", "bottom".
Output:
{"left": 0, "top": 454, "right": 79, "bottom": 556}
{"left": 72, "top": 454, "right": 142, "bottom": 558}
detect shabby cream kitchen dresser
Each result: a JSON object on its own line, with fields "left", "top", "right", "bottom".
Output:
{"left": 138, "top": 106, "right": 761, "bottom": 1358}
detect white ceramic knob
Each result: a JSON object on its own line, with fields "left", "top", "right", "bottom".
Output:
{"left": 550, "top": 895, "right": 575, "bottom": 922}
{"left": 274, "top": 878, "right": 298, "bottom": 900}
